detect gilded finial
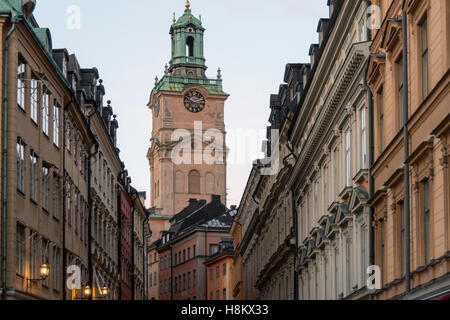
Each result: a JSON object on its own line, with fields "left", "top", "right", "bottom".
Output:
{"left": 185, "top": 0, "right": 190, "bottom": 9}
{"left": 217, "top": 67, "right": 222, "bottom": 79}
{"left": 172, "top": 12, "right": 176, "bottom": 23}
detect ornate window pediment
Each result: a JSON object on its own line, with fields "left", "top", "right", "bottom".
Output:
{"left": 315, "top": 228, "right": 326, "bottom": 250}
{"left": 325, "top": 216, "right": 337, "bottom": 239}
{"left": 335, "top": 202, "right": 352, "bottom": 227}
{"left": 349, "top": 186, "right": 369, "bottom": 214}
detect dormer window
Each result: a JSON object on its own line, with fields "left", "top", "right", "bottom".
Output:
{"left": 72, "top": 75, "right": 77, "bottom": 92}
{"left": 62, "top": 56, "right": 68, "bottom": 79}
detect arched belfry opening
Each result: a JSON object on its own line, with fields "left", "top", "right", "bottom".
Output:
{"left": 186, "top": 36, "right": 194, "bottom": 57}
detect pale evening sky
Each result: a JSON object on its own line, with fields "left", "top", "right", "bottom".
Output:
{"left": 34, "top": 0, "right": 330, "bottom": 208}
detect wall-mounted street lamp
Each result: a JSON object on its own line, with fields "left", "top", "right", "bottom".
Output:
{"left": 28, "top": 263, "right": 50, "bottom": 282}
{"left": 84, "top": 285, "right": 92, "bottom": 298}
{"left": 101, "top": 287, "right": 109, "bottom": 297}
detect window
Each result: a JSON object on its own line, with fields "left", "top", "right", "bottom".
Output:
{"left": 188, "top": 170, "right": 200, "bottom": 194}
{"left": 16, "top": 223, "right": 25, "bottom": 275}
{"left": 186, "top": 36, "right": 194, "bottom": 57}
{"left": 209, "top": 292, "right": 213, "bottom": 300}
{"left": 346, "top": 240, "right": 351, "bottom": 294}
{"left": 359, "top": 14, "right": 367, "bottom": 41}
{"left": 323, "top": 165, "right": 328, "bottom": 207}
{"left": 400, "top": 203, "right": 406, "bottom": 276}
{"left": 397, "top": 57, "right": 404, "bottom": 130}
{"left": 30, "top": 77, "right": 38, "bottom": 122}
{"left": 360, "top": 106, "right": 367, "bottom": 169}
{"left": 17, "top": 61, "right": 26, "bottom": 110}
{"left": 216, "top": 290, "right": 220, "bottom": 300}
{"left": 53, "top": 102, "right": 60, "bottom": 147}
{"left": 42, "top": 166, "right": 49, "bottom": 211}
{"left": 193, "top": 269, "right": 196, "bottom": 288}
{"left": 378, "top": 88, "right": 384, "bottom": 154}
{"left": 193, "top": 245, "right": 196, "bottom": 257}
{"left": 16, "top": 138, "right": 25, "bottom": 192}
{"left": 53, "top": 175, "right": 59, "bottom": 219}
{"left": 30, "top": 231, "right": 38, "bottom": 279}
{"left": 42, "top": 88, "right": 50, "bottom": 136}
{"left": 423, "top": 180, "right": 430, "bottom": 264}
{"left": 209, "top": 244, "right": 219, "bottom": 255}
{"left": 183, "top": 249, "right": 186, "bottom": 262}
{"left": 30, "top": 151, "right": 38, "bottom": 202}
{"left": 345, "top": 128, "right": 351, "bottom": 186}
{"left": 74, "top": 191, "right": 79, "bottom": 234}
{"left": 67, "top": 183, "right": 72, "bottom": 227}
{"left": 149, "top": 273, "right": 152, "bottom": 287}
{"left": 53, "top": 246, "right": 60, "bottom": 291}
{"left": 333, "top": 148, "right": 338, "bottom": 198}
{"left": 66, "top": 119, "right": 72, "bottom": 152}
{"left": 188, "top": 272, "right": 191, "bottom": 288}
{"left": 187, "top": 247, "right": 191, "bottom": 260}
{"left": 154, "top": 272, "right": 157, "bottom": 285}
{"left": 420, "top": 16, "right": 429, "bottom": 99}
{"left": 361, "top": 226, "right": 367, "bottom": 285}
{"left": 209, "top": 268, "right": 213, "bottom": 280}
{"left": 223, "top": 263, "right": 227, "bottom": 276}
{"left": 223, "top": 288, "right": 227, "bottom": 300}
{"left": 216, "top": 266, "right": 220, "bottom": 278}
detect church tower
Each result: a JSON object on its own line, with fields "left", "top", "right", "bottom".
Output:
{"left": 147, "top": 1, "right": 229, "bottom": 216}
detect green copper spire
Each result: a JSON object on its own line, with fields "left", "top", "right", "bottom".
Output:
{"left": 152, "top": 1, "right": 227, "bottom": 96}
{"left": 169, "top": 1, "right": 206, "bottom": 74}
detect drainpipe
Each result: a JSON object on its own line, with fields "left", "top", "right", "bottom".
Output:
{"left": 401, "top": 0, "right": 411, "bottom": 296}
{"left": 1, "top": 18, "right": 17, "bottom": 300}
{"left": 86, "top": 110, "right": 98, "bottom": 301}
{"left": 363, "top": 0, "right": 375, "bottom": 299}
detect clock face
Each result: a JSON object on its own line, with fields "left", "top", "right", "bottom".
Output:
{"left": 154, "top": 97, "right": 160, "bottom": 117}
{"left": 184, "top": 90, "right": 205, "bottom": 113}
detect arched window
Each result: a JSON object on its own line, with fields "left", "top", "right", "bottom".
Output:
{"left": 186, "top": 36, "right": 194, "bottom": 57}
{"left": 205, "top": 172, "right": 214, "bottom": 194}
{"left": 175, "top": 171, "right": 185, "bottom": 193}
{"left": 188, "top": 170, "right": 200, "bottom": 194}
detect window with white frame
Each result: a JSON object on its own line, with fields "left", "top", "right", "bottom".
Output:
{"left": 360, "top": 106, "right": 367, "bottom": 169}
{"left": 42, "top": 87, "right": 50, "bottom": 136}
{"left": 16, "top": 223, "right": 25, "bottom": 275}
{"left": 30, "top": 77, "right": 38, "bottom": 122}
{"left": 30, "top": 231, "right": 38, "bottom": 279}
{"left": 53, "top": 174, "right": 59, "bottom": 219}
{"left": 53, "top": 102, "right": 60, "bottom": 147}
{"left": 42, "top": 166, "right": 49, "bottom": 211}
{"left": 16, "top": 138, "right": 25, "bottom": 192}
{"left": 30, "top": 151, "right": 38, "bottom": 202}
{"left": 345, "top": 128, "right": 351, "bottom": 186}
{"left": 17, "top": 60, "right": 26, "bottom": 110}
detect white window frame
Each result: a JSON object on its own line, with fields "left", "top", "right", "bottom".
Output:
{"left": 17, "top": 62, "right": 26, "bottom": 110}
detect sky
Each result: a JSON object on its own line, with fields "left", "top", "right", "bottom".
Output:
{"left": 34, "top": 0, "right": 330, "bottom": 208}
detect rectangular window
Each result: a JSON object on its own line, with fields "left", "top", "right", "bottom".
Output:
{"left": 360, "top": 107, "right": 367, "bottom": 169}
{"left": 323, "top": 165, "right": 328, "bottom": 207}
{"left": 30, "top": 231, "right": 38, "bottom": 279}
{"left": 193, "top": 269, "right": 196, "bottom": 288}
{"left": 223, "top": 263, "right": 227, "bottom": 276}
{"left": 67, "top": 184, "right": 72, "bottom": 227}
{"left": 16, "top": 223, "right": 25, "bottom": 275}
{"left": 53, "top": 246, "right": 60, "bottom": 291}
{"left": 420, "top": 17, "right": 429, "bottom": 99}
{"left": 345, "top": 129, "right": 351, "bottom": 186}
{"left": 424, "top": 180, "right": 430, "bottom": 264}
{"left": 216, "top": 290, "right": 220, "bottom": 300}
{"left": 209, "top": 268, "right": 213, "bottom": 280}
{"left": 400, "top": 203, "right": 406, "bottom": 276}
{"left": 42, "top": 166, "right": 49, "bottom": 211}
{"left": 188, "top": 247, "right": 191, "bottom": 260}
{"left": 30, "top": 77, "right": 38, "bottom": 122}
{"left": 361, "top": 227, "right": 366, "bottom": 285}
{"left": 16, "top": 138, "right": 25, "bottom": 192}
{"left": 397, "top": 57, "right": 404, "bottom": 130}
{"left": 314, "top": 180, "right": 318, "bottom": 222}
{"left": 188, "top": 272, "right": 191, "bottom": 289}
{"left": 193, "top": 245, "right": 196, "bottom": 257}
{"left": 333, "top": 148, "right": 338, "bottom": 198}
{"left": 223, "top": 288, "right": 227, "bottom": 300}
{"left": 17, "top": 61, "right": 26, "bottom": 110}
{"left": 346, "top": 240, "right": 351, "bottom": 294}
{"left": 378, "top": 88, "right": 384, "bottom": 154}
{"left": 42, "top": 88, "right": 50, "bottom": 136}
{"left": 216, "top": 266, "right": 220, "bottom": 278}
{"left": 53, "top": 175, "right": 59, "bottom": 219}
{"left": 30, "top": 151, "right": 38, "bottom": 202}
{"left": 53, "top": 102, "right": 60, "bottom": 147}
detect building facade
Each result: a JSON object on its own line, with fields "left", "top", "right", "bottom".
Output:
{"left": 157, "top": 195, "right": 234, "bottom": 300}
{"left": 367, "top": 0, "right": 450, "bottom": 300}
{"left": 146, "top": 1, "right": 228, "bottom": 217}
{"left": 204, "top": 238, "right": 234, "bottom": 300}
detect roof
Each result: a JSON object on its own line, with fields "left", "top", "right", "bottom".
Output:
{"left": 171, "top": 7, "right": 204, "bottom": 31}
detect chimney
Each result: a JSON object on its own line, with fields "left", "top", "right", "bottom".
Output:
{"left": 211, "top": 195, "right": 221, "bottom": 203}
